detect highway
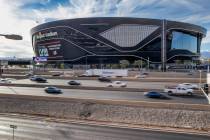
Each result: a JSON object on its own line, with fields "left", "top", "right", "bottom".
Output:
{"left": 13, "top": 79, "right": 193, "bottom": 89}
{"left": 0, "top": 86, "right": 208, "bottom": 104}
{"left": 0, "top": 114, "right": 209, "bottom": 140}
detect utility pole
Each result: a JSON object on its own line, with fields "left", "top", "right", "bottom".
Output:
{"left": 0, "top": 60, "right": 2, "bottom": 77}
{"left": 161, "top": 19, "right": 167, "bottom": 72}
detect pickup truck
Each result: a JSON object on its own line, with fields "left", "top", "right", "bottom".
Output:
{"left": 164, "top": 86, "right": 193, "bottom": 96}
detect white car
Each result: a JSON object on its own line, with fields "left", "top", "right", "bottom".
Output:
{"left": 178, "top": 83, "right": 198, "bottom": 89}
{"left": 107, "top": 81, "right": 127, "bottom": 87}
{"left": 135, "top": 74, "right": 146, "bottom": 78}
{"left": 0, "top": 79, "right": 12, "bottom": 84}
{"left": 164, "top": 86, "right": 193, "bottom": 96}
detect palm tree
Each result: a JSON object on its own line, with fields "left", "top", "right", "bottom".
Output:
{"left": 133, "top": 60, "right": 145, "bottom": 70}
{"left": 119, "top": 60, "right": 130, "bottom": 69}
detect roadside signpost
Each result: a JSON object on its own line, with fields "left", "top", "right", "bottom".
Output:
{"left": 10, "top": 125, "right": 17, "bottom": 140}
{"left": 204, "top": 73, "right": 210, "bottom": 104}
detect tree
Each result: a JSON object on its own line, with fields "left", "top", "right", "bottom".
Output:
{"left": 60, "top": 63, "right": 65, "bottom": 69}
{"left": 119, "top": 60, "right": 130, "bottom": 69}
{"left": 133, "top": 60, "right": 145, "bottom": 70}
{"left": 174, "top": 60, "right": 182, "bottom": 64}
{"left": 184, "top": 60, "right": 192, "bottom": 65}
{"left": 111, "top": 64, "right": 120, "bottom": 69}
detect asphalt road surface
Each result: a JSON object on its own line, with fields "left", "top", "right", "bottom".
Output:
{"left": 0, "top": 86, "right": 208, "bottom": 104}
{"left": 0, "top": 114, "right": 209, "bottom": 140}
{"left": 13, "top": 79, "right": 197, "bottom": 89}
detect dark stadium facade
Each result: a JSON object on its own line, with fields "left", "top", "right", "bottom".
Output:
{"left": 31, "top": 17, "right": 206, "bottom": 69}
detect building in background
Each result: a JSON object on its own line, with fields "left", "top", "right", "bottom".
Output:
{"left": 31, "top": 17, "right": 206, "bottom": 69}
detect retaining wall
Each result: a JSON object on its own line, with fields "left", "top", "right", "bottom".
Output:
{"left": 0, "top": 94, "right": 209, "bottom": 131}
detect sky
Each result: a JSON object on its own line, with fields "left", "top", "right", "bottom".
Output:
{"left": 0, "top": 0, "right": 209, "bottom": 58}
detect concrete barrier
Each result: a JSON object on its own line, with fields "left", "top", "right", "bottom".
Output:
{"left": 2, "top": 75, "right": 206, "bottom": 83}
{"left": 0, "top": 94, "right": 209, "bottom": 131}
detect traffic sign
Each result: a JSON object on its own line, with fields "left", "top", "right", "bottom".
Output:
{"left": 207, "top": 73, "right": 210, "bottom": 84}
{"left": 10, "top": 125, "right": 17, "bottom": 129}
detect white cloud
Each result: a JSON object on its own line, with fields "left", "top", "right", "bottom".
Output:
{"left": 0, "top": 0, "right": 37, "bottom": 58}
{"left": 178, "top": 14, "right": 210, "bottom": 25}
{"left": 33, "top": 0, "right": 121, "bottom": 21}
{"left": 158, "top": 0, "right": 204, "bottom": 11}
{"left": 203, "top": 30, "right": 210, "bottom": 44}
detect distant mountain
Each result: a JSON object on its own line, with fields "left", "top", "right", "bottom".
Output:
{"left": 0, "top": 57, "right": 32, "bottom": 61}
{"left": 201, "top": 51, "right": 210, "bottom": 59}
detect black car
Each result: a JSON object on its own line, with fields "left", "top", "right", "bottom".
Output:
{"left": 141, "top": 72, "right": 149, "bottom": 75}
{"left": 36, "top": 77, "right": 47, "bottom": 83}
{"left": 52, "top": 73, "right": 62, "bottom": 77}
{"left": 30, "top": 76, "right": 47, "bottom": 83}
{"left": 68, "top": 80, "right": 81, "bottom": 85}
{"left": 98, "top": 76, "right": 111, "bottom": 82}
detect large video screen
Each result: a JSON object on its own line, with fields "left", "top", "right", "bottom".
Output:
{"left": 33, "top": 31, "right": 63, "bottom": 60}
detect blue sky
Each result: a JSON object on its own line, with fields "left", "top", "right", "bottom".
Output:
{"left": 0, "top": 0, "right": 209, "bottom": 57}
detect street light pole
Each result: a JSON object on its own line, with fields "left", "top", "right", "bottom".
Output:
{"left": 0, "top": 34, "right": 23, "bottom": 40}
{"left": 199, "top": 70, "right": 202, "bottom": 88}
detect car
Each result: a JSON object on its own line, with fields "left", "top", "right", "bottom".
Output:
{"left": 24, "top": 72, "right": 33, "bottom": 77}
{"left": 141, "top": 72, "right": 149, "bottom": 75}
{"left": 29, "top": 75, "right": 37, "bottom": 81}
{"left": 30, "top": 75, "right": 41, "bottom": 81}
{"left": 44, "top": 86, "right": 62, "bottom": 94}
{"left": 68, "top": 80, "right": 81, "bottom": 85}
{"left": 144, "top": 91, "right": 168, "bottom": 99}
{"left": 164, "top": 86, "right": 193, "bottom": 96}
{"left": 30, "top": 76, "right": 47, "bottom": 83}
{"left": 0, "top": 79, "right": 12, "bottom": 84}
{"left": 178, "top": 83, "right": 199, "bottom": 89}
{"left": 187, "top": 71, "right": 194, "bottom": 76}
{"left": 107, "top": 81, "right": 127, "bottom": 87}
{"left": 187, "top": 72, "right": 193, "bottom": 75}
{"left": 36, "top": 77, "right": 47, "bottom": 83}
{"left": 52, "top": 72, "right": 63, "bottom": 77}
{"left": 98, "top": 76, "right": 111, "bottom": 82}
{"left": 135, "top": 74, "right": 147, "bottom": 78}
{"left": 78, "top": 74, "right": 90, "bottom": 77}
